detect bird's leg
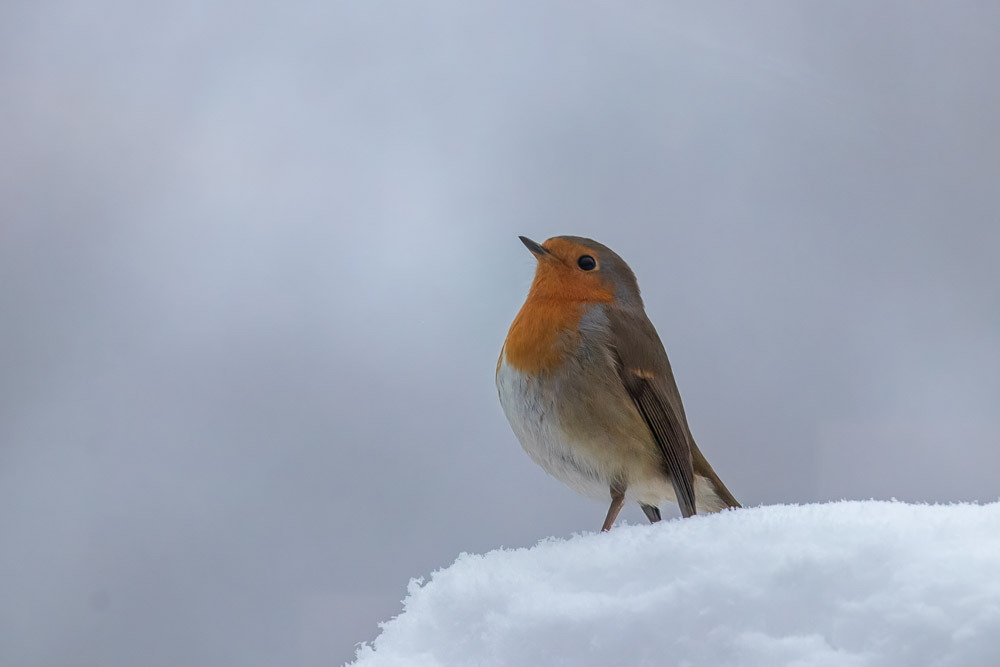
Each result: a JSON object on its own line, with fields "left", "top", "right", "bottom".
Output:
{"left": 601, "top": 487, "right": 626, "bottom": 532}
{"left": 640, "top": 504, "right": 661, "bottom": 523}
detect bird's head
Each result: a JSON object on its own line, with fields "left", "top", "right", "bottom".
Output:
{"left": 519, "top": 235, "right": 643, "bottom": 308}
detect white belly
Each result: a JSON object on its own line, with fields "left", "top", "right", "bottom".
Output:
{"left": 496, "top": 356, "right": 610, "bottom": 500}
{"left": 497, "top": 354, "right": 726, "bottom": 513}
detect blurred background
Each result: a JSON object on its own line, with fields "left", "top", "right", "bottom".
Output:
{"left": 2, "top": 2, "right": 998, "bottom": 665}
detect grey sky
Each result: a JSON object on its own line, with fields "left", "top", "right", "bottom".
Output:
{"left": 2, "top": 2, "right": 998, "bottom": 666}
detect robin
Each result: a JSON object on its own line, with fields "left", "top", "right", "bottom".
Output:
{"left": 497, "top": 236, "right": 740, "bottom": 531}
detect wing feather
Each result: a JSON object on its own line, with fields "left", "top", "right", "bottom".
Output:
{"left": 619, "top": 369, "right": 697, "bottom": 517}
{"left": 608, "top": 308, "right": 697, "bottom": 517}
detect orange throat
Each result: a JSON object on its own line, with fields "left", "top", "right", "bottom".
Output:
{"left": 502, "top": 241, "right": 615, "bottom": 374}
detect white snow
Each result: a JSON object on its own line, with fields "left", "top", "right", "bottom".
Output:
{"left": 349, "top": 502, "right": 1000, "bottom": 667}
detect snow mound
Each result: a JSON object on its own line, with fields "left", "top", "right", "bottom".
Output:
{"left": 349, "top": 502, "right": 1000, "bottom": 667}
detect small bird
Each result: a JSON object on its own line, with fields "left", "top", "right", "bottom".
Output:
{"left": 497, "top": 236, "right": 740, "bottom": 531}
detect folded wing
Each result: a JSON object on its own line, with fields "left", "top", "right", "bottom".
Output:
{"left": 609, "top": 308, "right": 697, "bottom": 517}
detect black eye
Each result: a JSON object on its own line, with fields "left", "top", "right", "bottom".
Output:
{"left": 577, "top": 255, "right": 597, "bottom": 271}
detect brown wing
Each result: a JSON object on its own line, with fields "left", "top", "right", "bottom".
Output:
{"left": 609, "top": 308, "right": 697, "bottom": 518}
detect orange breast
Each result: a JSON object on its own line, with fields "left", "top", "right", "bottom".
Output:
{"left": 502, "top": 296, "right": 587, "bottom": 373}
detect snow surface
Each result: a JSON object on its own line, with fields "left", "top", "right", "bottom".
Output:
{"left": 350, "top": 502, "right": 1000, "bottom": 667}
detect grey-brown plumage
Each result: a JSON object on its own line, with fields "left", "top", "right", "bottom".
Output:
{"left": 497, "top": 235, "right": 740, "bottom": 530}
{"left": 608, "top": 305, "right": 740, "bottom": 518}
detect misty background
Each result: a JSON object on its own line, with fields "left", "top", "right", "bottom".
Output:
{"left": 2, "top": 2, "right": 998, "bottom": 666}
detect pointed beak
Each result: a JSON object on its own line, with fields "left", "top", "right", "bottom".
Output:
{"left": 519, "top": 236, "right": 550, "bottom": 258}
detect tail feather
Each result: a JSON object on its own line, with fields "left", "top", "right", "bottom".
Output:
{"left": 691, "top": 441, "right": 741, "bottom": 513}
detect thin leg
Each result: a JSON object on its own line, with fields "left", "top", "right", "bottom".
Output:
{"left": 640, "top": 504, "right": 661, "bottom": 523}
{"left": 601, "top": 488, "right": 626, "bottom": 532}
